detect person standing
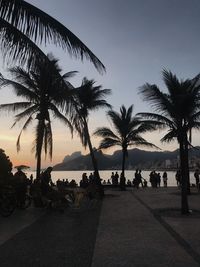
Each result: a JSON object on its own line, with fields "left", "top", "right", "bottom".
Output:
{"left": 114, "top": 171, "right": 119, "bottom": 185}
{"left": 194, "top": 169, "right": 200, "bottom": 190}
{"left": 162, "top": 171, "right": 168, "bottom": 187}
{"left": 175, "top": 170, "right": 181, "bottom": 186}
{"left": 157, "top": 173, "right": 161, "bottom": 187}
{"left": 111, "top": 172, "right": 115, "bottom": 185}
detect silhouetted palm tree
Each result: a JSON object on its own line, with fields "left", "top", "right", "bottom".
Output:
{"left": 94, "top": 105, "right": 157, "bottom": 190}
{"left": 0, "top": 54, "right": 76, "bottom": 178}
{"left": 0, "top": 0, "right": 105, "bottom": 72}
{"left": 137, "top": 69, "right": 200, "bottom": 214}
{"left": 71, "top": 77, "right": 111, "bottom": 180}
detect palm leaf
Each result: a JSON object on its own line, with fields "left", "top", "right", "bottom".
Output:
{"left": 93, "top": 127, "right": 119, "bottom": 140}
{"left": 0, "top": 0, "right": 105, "bottom": 73}
{"left": 16, "top": 115, "right": 33, "bottom": 152}
{"left": 0, "top": 17, "right": 49, "bottom": 69}
{"left": 0, "top": 102, "right": 32, "bottom": 114}
{"left": 49, "top": 103, "right": 73, "bottom": 134}
{"left": 99, "top": 138, "right": 121, "bottom": 150}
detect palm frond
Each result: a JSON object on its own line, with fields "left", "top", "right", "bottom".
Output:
{"left": 136, "top": 112, "right": 173, "bottom": 127}
{"left": 131, "top": 140, "right": 160, "bottom": 150}
{"left": 16, "top": 116, "right": 33, "bottom": 152}
{"left": 49, "top": 103, "right": 73, "bottom": 135}
{"left": 0, "top": 17, "right": 49, "bottom": 69}
{"left": 0, "top": 76, "right": 39, "bottom": 100}
{"left": 98, "top": 138, "right": 121, "bottom": 150}
{"left": 162, "top": 69, "right": 181, "bottom": 95}
{"left": 160, "top": 130, "right": 177, "bottom": 143}
{"left": 93, "top": 127, "right": 120, "bottom": 140}
{"left": 0, "top": 102, "right": 32, "bottom": 113}
{"left": 139, "top": 83, "right": 174, "bottom": 116}
{"left": 0, "top": 0, "right": 105, "bottom": 73}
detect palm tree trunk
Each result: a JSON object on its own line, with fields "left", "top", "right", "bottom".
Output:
{"left": 36, "top": 119, "right": 45, "bottom": 179}
{"left": 120, "top": 149, "right": 126, "bottom": 191}
{"left": 84, "top": 120, "right": 104, "bottom": 198}
{"left": 179, "top": 136, "right": 189, "bottom": 214}
{"left": 84, "top": 121, "right": 100, "bottom": 178}
{"left": 185, "top": 141, "right": 190, "bottom": 194}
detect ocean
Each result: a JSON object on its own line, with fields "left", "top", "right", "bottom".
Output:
{"left": 25, "top": 170, "right": 197, "bottom": 187}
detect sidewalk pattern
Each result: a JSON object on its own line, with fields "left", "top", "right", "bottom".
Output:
{"left": 92, "top": 189, "right": 199, "bottom": 267}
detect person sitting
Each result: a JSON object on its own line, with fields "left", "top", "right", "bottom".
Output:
{"left": 127, "top": 179, "right": 132, "bottom": 187}
{"left": 143, "top": 179, "right": 148, "bottom": 187}
{"left": 102, "top": 180, "right": 107, "bottom": 185}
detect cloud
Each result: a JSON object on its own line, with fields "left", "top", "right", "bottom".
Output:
{"left": 0, "top": 135, "right": 16, "bottom": 142}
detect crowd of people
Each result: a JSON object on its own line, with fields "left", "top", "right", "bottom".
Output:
{"left": 3, "top": 166, "right": 200, "bottom": 210}
{"left": 100, "top": 170, "right": 168, "bottom": 188}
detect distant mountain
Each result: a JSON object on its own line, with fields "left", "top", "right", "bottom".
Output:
{"left": 62, "top": 151, "right": 82, "bottom": 163}
{"left": 53, "top": 147, "right": 200, "bottom": 171}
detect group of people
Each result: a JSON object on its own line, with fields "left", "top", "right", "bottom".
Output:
{"left": 149, "top": 171, "right": 168, "bottom": 188}
{"left": 79, "top": 172, "right": 104, "bottom": 198}
{"left": 1, "top": 167, "right": 32, "bottom": 206}
{"left": 7, "top": 166, "right": 200, "bottom": 208}
{"left": 99, "top": 170, "right": 168, "bottom": 188}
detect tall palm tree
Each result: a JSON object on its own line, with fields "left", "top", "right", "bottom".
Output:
{"left": 94, "top": 105, "right": 157, "bottom": 190}
{"left": 0, "top": 0, "right": 105, "bottom": 73}
{"left": 137, "top": 69, "right": 200, "bottom": 214}
{"left": 71, "top": 77, "right": 111, "bottom": 180}
{"left": 0, "top": 54, "right": 76, "bottom": 178}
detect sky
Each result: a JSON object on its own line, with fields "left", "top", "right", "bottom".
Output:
{"left": 1, "top": 0, "right": 200, "bottom": 169}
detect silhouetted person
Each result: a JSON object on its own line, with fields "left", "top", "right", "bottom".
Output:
{"left": 40, "top": 166, "right": 53, "bottom": 196}
{"left": 194, "top": 169, "right": 200, "bottom": 189}
{"left": 127, "top": 179, "right": 132, "bottom": 187}
{"left": 80, "top": 173, "right": 89, "bottom": 188}
{"left": 14, "top": 167, "right": 28, "bottom": 205}
{"left": 137, "top": 170, "right": 143, "bottom": 188}
{"left": 120, "top": 172, "right": 126, "bottom": 191}
{"left": 133, "top": 169, "right": 139, "bottom": 188}
{"left": 111, "top": 172, "right": 115, "bottom": 185}
{"left": 114, "top": 172, "right": 119, "bottom": 185}
{"left": 162, "top": 171, "right": 168, "bottom": 187}
{"left": 149, "top": 171, "right": 157, "bottom": 188}
{"left": 143, "top": 179, "right": 148, "bottom": 187}
{"left": 30, "top": 174, "right": 33, "bottom": 184}
{"left": 175, "top": 170, "right": 181, "bottom": 186}
{"left": 157, "top": 173, "right": 161, "bottom": 187}
{"left": 89, "top": 172, "right": 94, "bottom": 182}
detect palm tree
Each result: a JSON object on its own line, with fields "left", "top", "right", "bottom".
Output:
{"left": 71, "top": 77, "right": 111, "bottom": 181}
{"left": 94, "top": 105, "right": 157, "bottom": 190}
{"left": 0, "top": 0, "right": 105, "bottom": 73}
{"left": 0, "top": 54, "right": 76, "bottom": 178}
{"left": 137, "top": 69, "right": 200, "bottom": 214}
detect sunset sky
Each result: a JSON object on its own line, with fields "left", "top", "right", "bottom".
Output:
{"left": 1, "top": 0, "right": 200, "bottom": 169}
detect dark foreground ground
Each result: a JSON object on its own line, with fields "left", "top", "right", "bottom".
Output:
{"left": 0, "top": 199, "right": 102, "bottom": 267}
{"left": 0, "top": 187, "right": 200, "bottom": 267}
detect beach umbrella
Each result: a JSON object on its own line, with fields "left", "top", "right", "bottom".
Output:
{"left": 14, "top": 165, "right": 30, "bottom": 170}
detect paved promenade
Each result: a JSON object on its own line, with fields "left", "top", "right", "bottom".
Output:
{"left": 0, "top": 187, "right": 200, "bottom": 266}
